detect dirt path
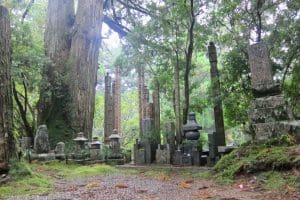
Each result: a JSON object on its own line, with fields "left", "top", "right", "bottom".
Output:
{"left": 7, "top": 166, "right": 299, "bottom": 200}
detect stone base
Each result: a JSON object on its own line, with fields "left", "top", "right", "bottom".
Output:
{"left": 249, "top": 95, "right": 292, "bottom": 124}
{"left": 31, "top": 153, "right": 56, "bottom": 161}
{"left": 134, "top": 149, "right": 146, "bottom": 165}
{"left": 156, "top": 145, "right": 171, "bottom": 164}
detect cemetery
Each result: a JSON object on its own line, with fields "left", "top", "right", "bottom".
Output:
{"left": 0, "top": 1, "right": 300, "bottom": 199}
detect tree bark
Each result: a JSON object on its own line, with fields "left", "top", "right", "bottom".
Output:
{"left": 39, "top": 0, "right": 104, "bottom": 143}
{"left": 68, "top": 0, "right": 104, "bottom": 140}
{"left": 183, "top": 0, "right": 195, "bottom": 124}
{"left": 174, "top": 49, "right": 182, "bottom": 145}
{"left": 38, "top": 0, "right": 75, "bottom": 145}
{"left": 0, "top": 5, "right": 13, "bottom": 172}
{"left": 208, "top": 42, "right": 226, "bottom": 146}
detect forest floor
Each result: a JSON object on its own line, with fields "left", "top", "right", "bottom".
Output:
{"left": 2, "top": 163, "right": 299, "bottom": 200}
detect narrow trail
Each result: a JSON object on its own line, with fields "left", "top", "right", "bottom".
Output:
{"left": 7, "top": 166, "right": 299, "bottom": 200}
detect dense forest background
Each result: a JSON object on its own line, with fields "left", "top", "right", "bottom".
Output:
{"left": 1, "top": 0, "right": 299, "bottom": 154}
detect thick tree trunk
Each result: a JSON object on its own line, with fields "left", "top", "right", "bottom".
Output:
{"left": 38, "top": 0, "right": 75, "bottom": 145}
{"left": 208, "top": 42, "right": 226, "bottom": 146}
{"left": 40, "top": 0, "right": 103, "bottom": 143}
{"left": 0, "top": 5, "right": 13, "bottom": 172}
{"left": 68, "top": 0, "right": 104, "bottom": 140}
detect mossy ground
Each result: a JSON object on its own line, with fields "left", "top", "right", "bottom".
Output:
{"left": 0, "top": 161, "right": 130, "bottom": 198}
{"left": 213, "top": 135, "right": 300, "bottom": 188}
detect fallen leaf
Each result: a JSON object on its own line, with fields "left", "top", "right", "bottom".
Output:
{"left": 158, "top": 175, "right": 170, "bottom": 181}
{"left": 184, "top": 179, "right": 194, "bottom": 184}
{"left": 115, "top": 183, "right": 128, "bottom": 189}
{"left": 86, "top": 181, "right": 100, "bottom": 188}
{"left": 194, "top": 190, "right": 212, "bottom": 199}
{"left": 179, "top": 181, "right": 191, "bottom": 189}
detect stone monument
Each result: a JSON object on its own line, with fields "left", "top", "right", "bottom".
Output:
{"left": 34, "top": 125, "right": 50, "bottom": 154}
{"left": 248, "top": 42, "right": 300, "bottom": 141}
{"left": 54, "top": 142, "right": 65, "bottom": 160}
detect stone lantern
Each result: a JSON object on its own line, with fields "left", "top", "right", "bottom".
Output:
{"left": 91, "top": 136, "right": 101, "bottom": 149}
{"left": 183, "top": 112, "right": 202, "bottom": 140}
{"left": 181, "top": 112, "right": 203, "bottom": 166}
{"left": 108, "top": 129, "right": 122, "bottom": 158}
{"left": 90, "top": 137, "right": 102, "bottom": 160}
{"left": 73, "top": 132, "right": 88, "bottom": 158}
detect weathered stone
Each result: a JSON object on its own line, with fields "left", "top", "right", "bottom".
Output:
{"left": 248, "top": 42, "right": 279, "bottom": 96}
{"left": 108, "top": 129, "right": 122, "bottom": 159}
{"left": 173, "top": 150, "right": 183, "bottom": 165}
{"left": 192, "top": 150, "right": 201, "bottom": 166}
{"left": 208, "top": 42, "right": 226, "bottom": 146}
{"left": 34, "top": 125, "right": 50, "bottom": 154}
{"left": 208, "top": 132, "right": 218, "bottom": 159}
{"left": 54, "top": 142, "right": 65, "bottom": 160}
{"left": 155, "top": 144, "right": 170, "bottom": 164}
{"left": 31, "top": 153, "right": 55, "bottom": 161}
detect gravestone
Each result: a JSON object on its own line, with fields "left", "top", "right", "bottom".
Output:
{"left": 155, "top": 144, "right": 170, "bottom": 164}
{"left": 54, "top": 142, "right": 65, "bottom": 160}
{"left": 163, "top": 122, "right": 175, "bottom": 163}
{"left": 34, "top": 125, "right": 50, "bottom": 154}
{"left": 248, "top": 42, "right": 300, "bottom": 141}
{"left": 208, "top": 132, "right": 218, "bottom": 166}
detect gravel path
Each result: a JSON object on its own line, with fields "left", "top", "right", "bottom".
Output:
{"left": 8, "top": 173, "right": 267, "bottom": 200}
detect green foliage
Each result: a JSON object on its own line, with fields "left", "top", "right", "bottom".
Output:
{"left": 9, "top": 160, "right": 32, "bottom": 178}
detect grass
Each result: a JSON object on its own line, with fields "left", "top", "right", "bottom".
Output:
{"left": 0, "top": 160, "right": 126, "bottom": 198}
{"left": 33, "top": 161, "right": 121, "bottom": 179}
{"left": 257, "top": 171, "right": 300, "bottom": 191}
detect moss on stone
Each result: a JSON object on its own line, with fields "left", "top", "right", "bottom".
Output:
{"left": 214, "top": 136, "right": 300, "bottom": 183}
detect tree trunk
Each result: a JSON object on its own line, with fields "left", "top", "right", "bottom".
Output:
{"left": 39, "top": 0, "right": 104, "bottom": 143}
{"left": 68, "top": 0, "right": 104, "bottom": 140}
{"left": 38, "top": 0, "right": 75, "bottom": 145}
{"left": 174, "top": 49, "right": 182, "bottom": 145}
{"left": 208, "top": 42, "right": 226, "bottom": 146}
{"left": 183, "top": 0, "right": 195, "bottom": 124}
{"left": 0, "top": 5, "right": 13, "bottom": 172}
